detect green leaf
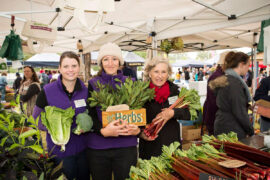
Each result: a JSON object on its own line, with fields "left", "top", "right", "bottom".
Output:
{"left": 51, "top": 161, "right": 63, "bottom": 177}
{"left": 0, "top": 124, "right": 8, "bottom": 132}
{"left": 26, "top": 152, "right": 40, "bottom": 160}
{"left": 8, "top": 121, "right": 14, "bottom": 131}
{"left": 56, "top": 175, "right": 64, "bottom": 180}
{"left": 8, "top": 143, "right": 20, "bottom": 151}
{"left": 19, "top": 129, "right": 37, "bottom": 139}
{"left": 38, "top": 172, "right": 44, "bottom": 180}
{"left": 0, "top": 136, "right": 8, "bottom": 146}
{"left": 22, "top": 176, "right": 27, "bottom": 180}
{"left": 20, "top": 117, "right": 26, "bottom": 124}
{"left": 21, "top": 137, "right": 25, "bottom": 146}
{"left": 27, "top": 116, "right": 36, "bottom": 125}
{"left": 28, "top": 145, "right": 43, "bottom": 154}
{"left": 16, "top": 94, "right": 20, "bottom": 104}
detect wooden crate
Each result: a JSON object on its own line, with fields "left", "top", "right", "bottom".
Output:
{"left": 182, "top": 125, "right": 201, "bottom": 141}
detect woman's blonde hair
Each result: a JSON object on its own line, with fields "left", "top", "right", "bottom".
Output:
{"left": 143, "top": 56, "right": 172, "bottom": 81}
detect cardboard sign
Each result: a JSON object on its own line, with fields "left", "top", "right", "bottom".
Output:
{"left": 102, "top": 108, "right": 146, "bottom": 127}
{"left": 255, "top": 99, "right": 270, "bottom": 118}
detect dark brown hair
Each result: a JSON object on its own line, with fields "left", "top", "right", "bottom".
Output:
{"left": 22, "top": 66, "right": 40, "bottom": 83}
{"left": 1, "top": 72, "right": 7, "bottom": 76}
{"left": 60, "top": 51, "right": 80, "bottom": 66}
{"left": 224, "top": 51, "right": 249, "bottom": 70}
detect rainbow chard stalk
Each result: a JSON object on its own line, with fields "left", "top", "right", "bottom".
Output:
{"left": 143, "top": 87, "right": 201, "bottom": 139}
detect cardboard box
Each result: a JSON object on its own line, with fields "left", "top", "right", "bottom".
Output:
{"left": 102, "top": 108, "right": 146, "bottom": 127}
{"left": 255, "top": 99, "right": 270, "bottom": 118}
{"left": 182, "top": 125, "right": 201, "bottom": 141}
{"left": 182, "top": 141, "right": 192, "bottom": 150}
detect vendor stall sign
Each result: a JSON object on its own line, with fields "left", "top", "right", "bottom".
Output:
{"left": 102, "top": 108, "right": 146, "bottom": 127}
{"left": 255, "top": 99, "right": 270, "bottom": 118}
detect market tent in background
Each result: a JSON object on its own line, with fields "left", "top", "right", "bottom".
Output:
{"left": 24, "top": 53, "right": 60, "bottom": 67}
{"left": 123, "top": 52, "right": 145, "bottom": 66}
{"left": 0, "top": 0, "right": 269, "bottom": 54}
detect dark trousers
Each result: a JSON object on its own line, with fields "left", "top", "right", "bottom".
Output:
{"left": 87, "top": 146, "right": 137, "bottom": 180}
{"left": 54, "top": 149, "right": 90, "bottom": 180}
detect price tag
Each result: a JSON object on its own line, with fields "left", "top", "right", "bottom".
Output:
{"left": 74, "top": 99, "right": 86, "bottom": 108}
{"left": 168, "top": 96, "right": 178, "bottom": 105}
{"left": 199, "top": 173, "right": 233, "bottom": 180}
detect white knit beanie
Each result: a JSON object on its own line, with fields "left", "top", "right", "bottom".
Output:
{"left": 97, "top": 42, "right": 124, "bottom": 66}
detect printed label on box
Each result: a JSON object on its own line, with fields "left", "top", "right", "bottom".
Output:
{"left": 102, "top": 108, "right": 146, "bottom": 127}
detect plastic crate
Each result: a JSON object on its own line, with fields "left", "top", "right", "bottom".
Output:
{"left": 178, "top": 120, "right": 194, "bottom": 126}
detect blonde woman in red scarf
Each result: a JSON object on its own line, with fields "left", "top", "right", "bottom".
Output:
{"left": 139, "top": 57, "right": 190, "bottom": 160}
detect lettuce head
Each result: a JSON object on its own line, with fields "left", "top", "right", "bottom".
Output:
{"left": 41, "top": 106, "right": 75, "bottom": 151}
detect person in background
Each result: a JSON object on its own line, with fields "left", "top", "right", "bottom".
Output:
{"left": 202, "top": 51, "right": 228, "bottom": 135}
{"left": 184, "top": 67, "right": 190, "bottom": 84}
{"left": 122, "top": 61, "right": 137, "bottom": 80}
{"left": 19, "top": 66, "right": 40, "bottom": 117}
{"left": 245, "top": 69, "right": 253, "bottom": 87}
{"left": 39, "top": 69, "right": 49, "bottom": 88}
{"left": 209, "top": 51, "right": 254, "bottom": 140}
{"left": 46, "top": 70, "right": 52, "bottom": 83}
{"left": 194, "top": 68, "right": 199, "bottom": 81}
{"left": 52, "top": 70, "right": 60, "bottom": 80}
{"left": 87, "top": 42, "right": 140, "bottom": 180}
{"left": 197, "top": 67, "right": 204, "bottom": 81}
{"left": 254, "top": 74, "right": 270, "bottom": 132}
{"left": 139, "top": 57, "right": 190, "bottom": 160}
{"left": 33, "top": 51, "right": 90, "bottom": 180}
{"left": 174, "top": 71, "right": 180, "bottom": 83}
{"left": 0, "top": 72, "right": 8, "bottom": 102}
{"left": 13, "top": 72, "right": 22, "bottom": 91}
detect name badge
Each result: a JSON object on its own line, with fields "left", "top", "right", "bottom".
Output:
{"left": 268, "top": 90, "right": 270, "bottom": 96}
{"left": 74, "top": 99, "right": 86, "bottom": 108}
{"left": 168, "top": 96, "right": 178, "bottom": 105}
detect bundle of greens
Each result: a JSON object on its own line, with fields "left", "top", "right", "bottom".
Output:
{"left": 73, "top": 110, "right": 93, "bottom": 135}
{"left": 41, "top": 106, "right": 75, "bottom": 151}
{"left": 88, "top": 78, "right": 155, "bottom": 111}
{"left": 129, "top": 139, "right": 270, "bottom": 180}
{"left": 143, "top": 87, "right": 201, "bottom": 139}
{"left": 173, "top": 87, "right": 201, "bottom": 120}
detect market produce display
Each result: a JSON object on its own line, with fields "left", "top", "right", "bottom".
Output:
{"left": 40, "top": 106, "right": 75, "bottom": 151}
{"left": 143, "top": 87, "right": 201, "bottom": 139}
{"left": 88, "top": 78, "right": 155, "bottom": 111}
{"left": 129, "top": 132, "right": 270, "bottom": 180}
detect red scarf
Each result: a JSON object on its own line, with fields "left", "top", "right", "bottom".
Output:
{"left": 149, "top": 81, "right": 170, "bottom": 104}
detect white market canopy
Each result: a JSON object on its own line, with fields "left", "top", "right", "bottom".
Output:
{"left": 0, "top": 0, "right": 270, "bottom": 54}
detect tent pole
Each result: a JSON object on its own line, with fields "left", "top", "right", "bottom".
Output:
{"left": 152, "top": 36, "right": 157, "bottom": 57}
{"left": 0, "top": 14, "right": 26, "bottom": 22}
{"left": 0, "top": 10, "right": 57, "bottom": 15}
{"left": 252, "top": 32, "right": 258, "bottom": 97}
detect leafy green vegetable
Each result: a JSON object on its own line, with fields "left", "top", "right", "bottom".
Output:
{"left": 73, "top": 110, "right": 93, "bottom": 135}
{"left": 40, "top": 106, "right": 75, "bottom": 151}
{"left": 88, "top": 78, "right": 155, "bottom": 111}
{"left": 177, "top": 87, "right": 201, "bottom": 120}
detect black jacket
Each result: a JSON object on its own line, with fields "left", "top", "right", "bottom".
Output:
{"left": 254, "top": 76, "right": 270, "bottom": 122}
{"left": 209, "top": 75, "right": 254, "bottom": 140}
{"left": 139, "top": 81, "right": 190, "bottom": 159}
{"left": 13, "top": 76, "right": 22, "bottom": 90}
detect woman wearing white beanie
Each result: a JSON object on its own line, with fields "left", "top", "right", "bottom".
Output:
{"left": 86, "top": 42, "right": 140, "bottom": 180}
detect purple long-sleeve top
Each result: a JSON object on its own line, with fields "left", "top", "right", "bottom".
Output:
{"left": 203, "top": 66, "right": 224, "bottom": 135}
{"left": 33, "top": 76, "right": 88, "bottom": 158}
